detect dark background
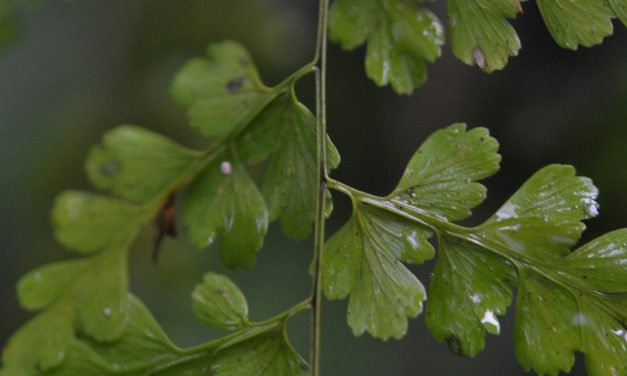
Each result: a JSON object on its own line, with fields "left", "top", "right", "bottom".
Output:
{"left": 1, "top": 1, "right": 626, "bottom": 375}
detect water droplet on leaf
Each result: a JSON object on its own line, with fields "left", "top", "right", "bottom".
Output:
{"left": 472, "top": 47, "right": 486, "bottom": 70}
{"left": 220, "top": 161, "right": 232, "bottom": 176}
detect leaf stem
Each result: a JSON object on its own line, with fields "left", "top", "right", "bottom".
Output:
{"left": 179, "top": 298, "right": 311, "bottom": 356}
{"left": 310, "top": 0, "right": 330, "bottom": 374}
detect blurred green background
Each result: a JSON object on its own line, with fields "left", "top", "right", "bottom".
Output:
{"left": 1, "top": 1, "right": 626, "bottom": 375}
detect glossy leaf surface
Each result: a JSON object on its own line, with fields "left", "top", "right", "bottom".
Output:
{"left": 392, "top": 123, "right": 500, "bottom": 221}
{"left": 171, "top": 40, "right": 276, "bottom": 138}
{"left": 330, "top": 0, "right": 444, "bottom": 94}
{"left": 192, "top": 272, "right": 250, "bottom": 330}
{"left": 331, "top": 0, "right": 626, "bottom": 81}
{"left": 183, "top": 154, "right": 268, "bottom": 269}
{"left": 86, "top": 125, "right": 201, "bottom": 203}
{"left": 417, "top": 161, "right": 625, "bottom": 375}
{"left": 425, "top": 235, "right": 516, "bottom": 357}
{"left": 514, "top": 267, "right": 627, "bottom": 376}
{"left": 478, "top": 164, "right": 598, "bottom": 261}
{"left": 322, "top": 204, "right": 433, "bottom": 339}
{"left": 561, "top": 229, "right": 627, "bottom": 293}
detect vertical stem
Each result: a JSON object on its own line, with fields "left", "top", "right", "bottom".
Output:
{"left": 310, "top": 0, "right": 329, "bottom": 375}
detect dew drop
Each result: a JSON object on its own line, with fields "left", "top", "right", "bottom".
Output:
{"left": 103, "top": 307, "right": 112, "bottom": 317}
{"left": 480, "top": 310, "right": 500, "bottom": 334}
{"left": 583, "top": 199, "right": 599, "bottom": 219}
{"left": 572, "top": 313, "right": 587, "bottom": 325}
{"left": 612, "top": 328, "right": 627, "bottom": 342}
{"left": 220, "top": 161, "right": 232, "bottom": 176}
{"left": 472, "top": 47, "right": 486, "bottom": 70}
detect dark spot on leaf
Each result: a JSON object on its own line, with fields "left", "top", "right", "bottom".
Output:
{"left": 98, "top": 160, "right": 121, "bottom": 177}
{"left": 226, "top": 77, "right": 245, "bottom": 92}
{"left": 446, "top": 335, "right": 464, "bottom": 356}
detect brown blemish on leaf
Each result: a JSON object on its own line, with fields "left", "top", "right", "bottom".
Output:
{"left": 152, "top": 194, "right": 177, "bottom": 264}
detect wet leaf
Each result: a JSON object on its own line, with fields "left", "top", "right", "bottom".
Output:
{"left": 448, "top": 0, "right": 522, "bottom": 72}
{"left": 211, "top": 326, "right": 308, "bottom": 376}
{"left": 514, "top": 268, "right": 627, "bottom": 376}
{"left": 51, "top": 191, "right": 146, "bottom": 254}
{"left": 537, "top": 0, "right": 615, "bottom": 49}
{"left": 425, "top": 236, "right": 516, "bottom": 357}
{"left": 322, "top": 203, "right": 433, "bottom": 340}
{"left": 192, "top": 272, "right": 250, "bottom": 330}
{"left": 478, "top": 164, "right": 599, "bottom": 261}
{"left": 330, "top": 0, "right": 444, "bottom": 94}
{"left": 392, "top": 123, "right": 501, "bottom": 221}
{"left": 514, "top": 268, "right": 582, "bottom": 375}
{"left": 171, "top": 40, "right": 276, "bottom": 138}
{"left": 239, "top": 91, "right": 340, "bottom": 240}
{"left": 86, "top": 125, "right": 201, "bottom": 203}
{"left": 561, "top": 229, "right": 627, "bottom": 293}
{"left": 183, "top": 154, "right": 268, "bottom": 269}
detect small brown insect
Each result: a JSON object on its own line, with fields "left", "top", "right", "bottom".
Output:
{"left": 153, "top": 194, "right": 177, "bottom": 264}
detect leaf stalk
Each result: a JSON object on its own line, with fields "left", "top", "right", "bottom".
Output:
{"left": 310, "top": 0, "right": 330, "bottom": 374}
